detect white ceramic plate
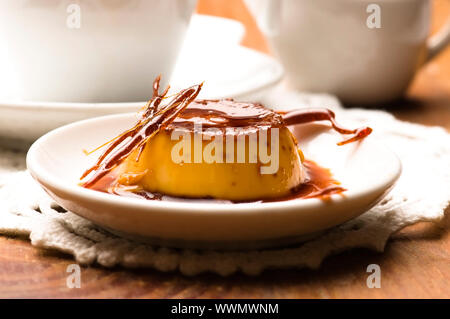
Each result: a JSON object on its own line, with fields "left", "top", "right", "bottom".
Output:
{"left": 0, "top": 15, "right": 282, "bottom": 147}
{"left": 27, "top": 113, "right": 401, "bottom": 250}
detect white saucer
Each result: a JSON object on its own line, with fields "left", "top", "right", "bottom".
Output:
{"left": 26, "top": 113, "right": 401, "bottom": 250}
{"left": 0, "top": 15, "right": 283, "bottom": 148}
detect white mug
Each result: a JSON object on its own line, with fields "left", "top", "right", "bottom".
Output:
{"left": 0, "top": 0, "right": 197, "bottom": 103}
{"left": 245, "top": 0, "right": 450, "bottom": 105}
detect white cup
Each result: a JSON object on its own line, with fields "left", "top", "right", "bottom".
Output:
{"left": 245, "top": 0, "right": 450, "bottom": 105}
{"left": 0, "top": 0, "right": 197, "bottom": 103}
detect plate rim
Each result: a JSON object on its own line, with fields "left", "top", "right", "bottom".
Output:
{"left": 26, "top": 112, "right": 403, "bottom": 215}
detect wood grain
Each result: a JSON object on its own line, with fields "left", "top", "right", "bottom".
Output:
{"left": 0, "top": 0, "right": 449, "bottom": 298}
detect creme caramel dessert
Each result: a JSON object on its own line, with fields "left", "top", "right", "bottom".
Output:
{"left": 117, "top": 99, "right": 305, "bottom": 200}
{"left": 80, "top": 77, "right": 371, "bottom": 202}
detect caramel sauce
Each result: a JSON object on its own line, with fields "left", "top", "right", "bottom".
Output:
{"left": 87, "top": 160, "right": 344, "bottom": 203}
{"left": 280, "top": 108, "right": 372, "bottom": 145}
{"left": 80, "top": 78, "right": 203, "bottom": 188}
{"left": 170, "top": 99, "right": 283, "bottom": 129}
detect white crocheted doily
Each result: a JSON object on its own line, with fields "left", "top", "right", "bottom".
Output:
{"left": 1, "top": 89, "right": 449, "bottom": 276}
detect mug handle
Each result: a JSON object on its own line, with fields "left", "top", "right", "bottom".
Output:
{"left": 427, "top": 17, "right": 450, "bottom": 60}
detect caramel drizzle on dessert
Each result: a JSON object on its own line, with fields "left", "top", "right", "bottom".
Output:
{"left": 81, "top": 76, "right": 202, "bottom": 188}
{"left": 170, "top": 99, "right": 283, "bottom": 129}
{"left": 81, "top": 77, "right": 372, "bottom": 201}
{"left": 280, "top": 109, "right": 372, "bottom": 146}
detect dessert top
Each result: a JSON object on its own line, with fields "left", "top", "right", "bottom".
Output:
{"left": 167, "top": 98, "right": 284, "bottom": 130}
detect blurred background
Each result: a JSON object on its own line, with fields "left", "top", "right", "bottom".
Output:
{"left": 198, "top": 0, "right": 450, "bottom": 129}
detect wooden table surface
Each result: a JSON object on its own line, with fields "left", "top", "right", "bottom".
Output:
{"left": 0, "top": 0, "right": 449, "bottom": 299}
